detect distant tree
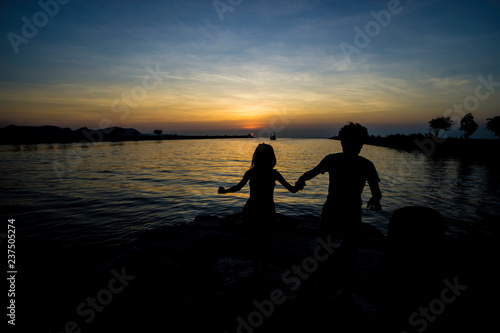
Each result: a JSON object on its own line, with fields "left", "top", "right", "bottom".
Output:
{"left": 429, "top": 117, "right": 452, "bottom": 137}
{"left": 153, "top": 129, "right": 163, "bottom": 137}
{"left": 459, "top": 113, "right": 478, "bottom": 139}
{"left": 486, "top": 116, "right": 500, "bottom": 137}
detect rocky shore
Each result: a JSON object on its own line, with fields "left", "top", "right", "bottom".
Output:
{"left": 38, "top": 208, "right": 498, "bottom": 333}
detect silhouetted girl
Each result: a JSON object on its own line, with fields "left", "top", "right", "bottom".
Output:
{"left": 218, "top": 143, "right": 301, "bottom": 273}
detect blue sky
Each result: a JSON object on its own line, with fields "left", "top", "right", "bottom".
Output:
{"left": 1, "top": 0, "right": 499, "bottom": 137}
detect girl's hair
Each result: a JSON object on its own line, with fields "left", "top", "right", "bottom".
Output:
{"left": 251, "top": 143, "right": 276, "bottom": 169}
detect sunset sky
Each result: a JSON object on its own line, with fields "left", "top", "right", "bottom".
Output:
{"left": 1, "top": 0, "right": 499, "bottom": 137}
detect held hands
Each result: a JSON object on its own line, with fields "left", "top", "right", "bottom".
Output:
{"left": 367, "top": 197, "right": 382, "bottom": 211}
{"left": 295, "top": 179, "right": 306, "bottom": 192}
{"left": 218, "top": 186, "right": 226, "bottom": 194}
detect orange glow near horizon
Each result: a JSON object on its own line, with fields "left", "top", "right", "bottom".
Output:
{"left": 2, "top": 73, "right": 500, "bottom": 137}
{"left": 1, "top": 1, "right": 500, "bottom": 139}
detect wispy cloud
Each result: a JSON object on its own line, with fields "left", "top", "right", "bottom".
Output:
{"left": 1, "top": 0, "right": 499, "bottom": 136}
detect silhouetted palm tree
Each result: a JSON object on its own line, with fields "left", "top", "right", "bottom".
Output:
{"left": 429, "top": 117, "right": 452, "bottom": 137}
{"left": 459, "top": 113, "right": 478, "bottom": 139}
{"left": 486, "top": 116, "right": 500, "bottom": 137}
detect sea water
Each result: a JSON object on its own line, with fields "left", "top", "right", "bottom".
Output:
{"left": 1, "top": 138, "right": 499, "bottom": 253}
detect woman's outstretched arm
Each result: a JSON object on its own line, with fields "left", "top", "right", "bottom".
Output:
{"left": 218, "top": 170, "right": 250, "bottom": 194}
{"left": 296, "top": 165, "right": 323, "bottom": 189}
{"left": 367, "top": 179, "right": 382, "bottom": 210}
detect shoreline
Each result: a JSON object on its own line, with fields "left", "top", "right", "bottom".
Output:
{"left": 331, "top": 135, "right": 500, "bottom": 161}
{"left": 0, "top": 133, "right": 255, "bottom": 145}
{"left": 0, "top": 124, "right": 254, "bottom": 145}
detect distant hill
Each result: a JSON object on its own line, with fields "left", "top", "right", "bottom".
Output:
{"left": 0, "top": 125, "right": 141, "bottom": 144}
{"left": 0, "top": 125, "right": 253, "bottom": 144}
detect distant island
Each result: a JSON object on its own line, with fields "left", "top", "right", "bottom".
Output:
{"left": 0, "top": 125, "right": 254, "bottom": 145}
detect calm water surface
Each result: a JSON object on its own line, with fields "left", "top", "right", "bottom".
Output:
{"left": 2, "top": 138, "right": 500, "bottom": 252}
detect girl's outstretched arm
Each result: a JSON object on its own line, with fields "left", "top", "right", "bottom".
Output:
{"left": 218, "top": 170, "right": 251, "bottom": 194}
{"left": 275, "top": 171, "right": 300, "bottom": 193}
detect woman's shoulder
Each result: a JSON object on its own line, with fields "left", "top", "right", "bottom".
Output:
{"left": 319, "top": 153, "right": 342, "bottom": 165}
{"left": 324, "top": 152, "right": 342, "bottom": 160}
{"left": 357, "top": 155, "right": 375, "bottom": 165}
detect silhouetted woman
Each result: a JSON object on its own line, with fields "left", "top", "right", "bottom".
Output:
{"left": 218, "top": 143, "right": 301, "bottom": 274}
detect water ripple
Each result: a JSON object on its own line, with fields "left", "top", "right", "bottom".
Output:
{"left": 1, "top": 138, "right": 499, "bottom": 249}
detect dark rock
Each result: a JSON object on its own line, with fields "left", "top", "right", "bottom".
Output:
{"left": 388, "top": 206, "right": 446, "bottom": 245}
{"left": 42, "top": 209, "right": 498, "bottom": 333}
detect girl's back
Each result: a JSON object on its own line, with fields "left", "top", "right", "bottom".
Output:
{"left": 248, "top": 168, "right": 277, "bottom": 204}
